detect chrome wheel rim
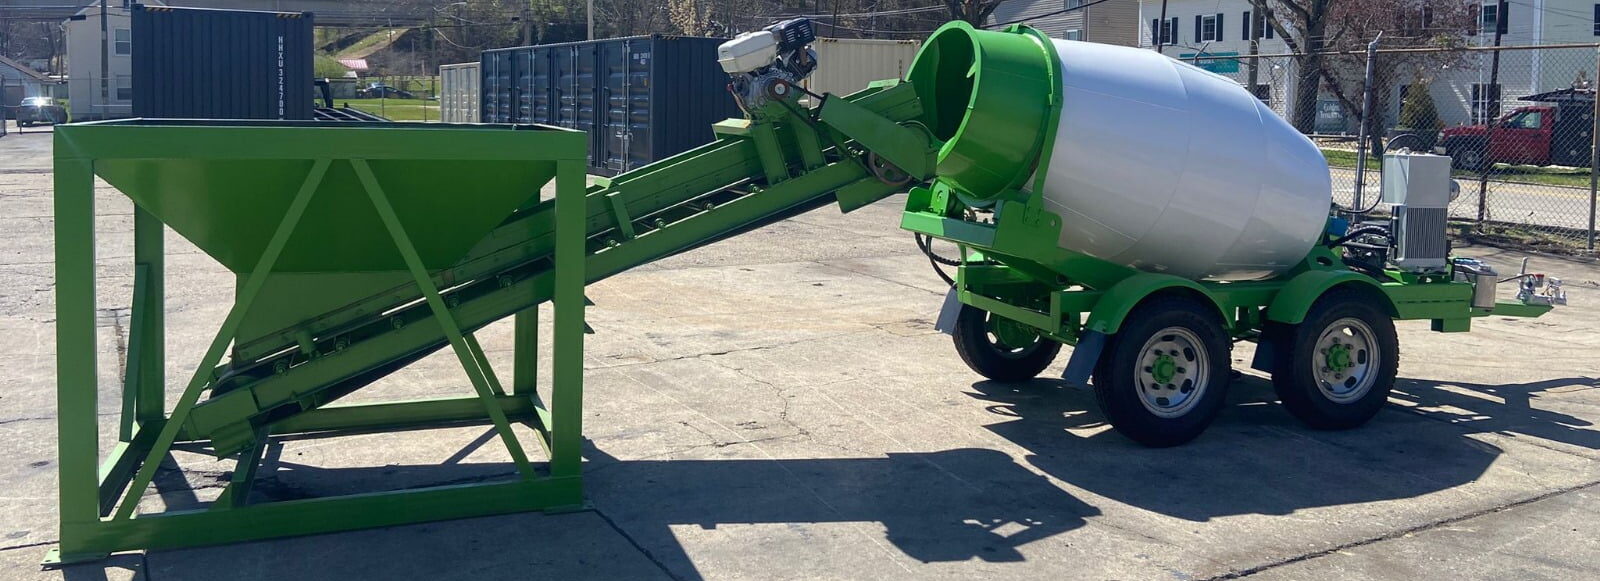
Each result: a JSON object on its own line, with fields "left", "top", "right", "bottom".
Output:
{"left": 1313, "top": 317, "right": 1378, "bottom": 404}
{"left": 1134, "top": 327, "right": 1209, "bottom": 418}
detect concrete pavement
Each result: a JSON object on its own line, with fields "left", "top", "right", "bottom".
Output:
{"left": 1, "top": 129, "right": 1597, "bottom": 580}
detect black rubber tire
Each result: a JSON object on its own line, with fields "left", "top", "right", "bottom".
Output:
{"left": 1266, "top": 288, "right": 1400, "bottom": 430}
{"left": 952, "top": 304, "right": 1061, "bottom": 381}
{"left": 1449, "top": 144, "right": 1488, "bottom": 171}
{"left": 1092, "top": 295, "right": 1232, "bottom": 447}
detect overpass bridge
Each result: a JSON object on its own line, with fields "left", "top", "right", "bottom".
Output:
{"left": 0, "top": 0, "right": 433, "bottom": 27}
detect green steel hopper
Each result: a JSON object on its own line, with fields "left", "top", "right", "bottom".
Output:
{"left": 51, "top": 19, "right": 1560, "bottom": 564}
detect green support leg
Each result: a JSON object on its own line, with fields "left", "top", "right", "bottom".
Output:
{"left": 133, "top": 206, "right": 165, "bottom": 427}
{"left": 214, "top": 428, "right": 269, "bottom": 509}
{"left": 513, "top": 307, "right": 538, "bottom": 397}
{"left": 550, "top": 160, "right": 587, "bottom": 478}
{"left": 51, "top": 156, "right": 104, "bottom": 565}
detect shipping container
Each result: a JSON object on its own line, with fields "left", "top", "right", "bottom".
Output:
{"left": 131, "top": 4, "right": 314, "bottom": 120}
{"left": 802, "top": 38, "right": 919, "bottom": 103}
{"left": 439, "top": 62, "right": 480, "bottom": 123}
{"left": 481, "top": 35, "right": 740, "bottom": 175}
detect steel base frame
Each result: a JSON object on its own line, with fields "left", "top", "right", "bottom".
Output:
{"left": 48, "top": 126, "right": 590, "bottom": 565}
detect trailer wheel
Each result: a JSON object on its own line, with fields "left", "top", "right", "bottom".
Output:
{"left": 953, "top": 304, "right": 1061, "bottom": 381}
{"left": 1266, "top": 289, "right": 1399, "bottom": 430}
{"left": 1092, "top": 296, "right": 1231, "bottom": 447}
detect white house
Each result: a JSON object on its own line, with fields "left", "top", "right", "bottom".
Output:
{"left": 1430, "top": 1, "right": 1600, "bottom": 127}
{"left": 990, "top": 0, "right": 1142, "bottom": 46}
{"left": 1135, "top": 1, "right": 1312, "bottom": 124}
{"left": 1137, "top": 1, "right": 1600, "bottom": 131}
{"left": 64, "top": 4, "right": 135, "bottom": 120}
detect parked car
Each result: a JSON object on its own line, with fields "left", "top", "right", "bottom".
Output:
{"left": 1435, "top": 88, "right": 1594, "bottom": 171}
{"left": 356, "top": 83, "right": 414, "bottom": 99}
{"left": 15, "top": 96, "right": 68, "bottom": 126}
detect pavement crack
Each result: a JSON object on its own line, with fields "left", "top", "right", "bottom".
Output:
{"left": 1210, "top": 479, "right": 1600, "bottom": 579}
{"left": 592, "top": 506, "right": 689, "bottom": 581}
{"left": 0, "top": 539, "right": 58, "bottom": 552}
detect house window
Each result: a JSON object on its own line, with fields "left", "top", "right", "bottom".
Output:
{"left": 1244, "top": 11, "right": 1276, "bottom": 40}
{"left": 114, "top": 28, "right": 131, "bottom": 55}
{"left": 1197, "top": 14, "right": 1222, "bottom": 43}
{"left": 1593, "top": 4, "right": 1599, "bottom": 36}
{"left": 1150, "top": 17, "right": 1177, "bottom": 45}
{"left": 1065, "top": 29, "right": 1083, "bottom": 41}
{"left": 1066, "top": 0, "right": 1084, "bottom": 7}
{"left": 1478, "top": 3, "right": 1505, "bottom": 36}
{"left": 1471, "top": 83, "right": 1501, "bottom": 124}
{"left": 115, "top": 75, "right": 132, "bottom": 101}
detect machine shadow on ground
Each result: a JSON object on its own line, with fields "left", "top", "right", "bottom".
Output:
{"left": 967, "top": 373, "right": 1599, "bottom": 524}
{"left": 52, "top": 374, "right": 1599, "bottom": 581}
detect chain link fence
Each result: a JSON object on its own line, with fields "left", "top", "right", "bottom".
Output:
{"left": 1190, "top": 44, "right": 1600, "bottom": 252}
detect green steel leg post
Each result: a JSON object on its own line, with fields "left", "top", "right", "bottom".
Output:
{"left": 513, "top": 307, "right": 538, "bottom": 398}
{"left": 550, "top": 159, "right": 586, "bottom": 479}
{"left": 51, "top": 156, "right": 103, "bottom": 565}
{"left": 133, "top": 206, "right": 164, "bottom": 428}
{"left": 214, "top": 428, "right": 269, "bottom": 509}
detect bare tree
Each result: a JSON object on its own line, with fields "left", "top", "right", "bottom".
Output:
{"left": 944, "top": 0, "right": 1003, "bottom": 27}
{"left": 1256, "top": 0, "right": 1471, "bottom": 137}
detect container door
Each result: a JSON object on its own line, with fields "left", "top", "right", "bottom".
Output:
{"left": 512, "top": 47, "right": 535, "bottom": 123}
{"left": 529, "top": 47, "right": 553, "bottom": 125}
{"left": 552, "top": 47, "right": 573, "bottom": 129}
{"left": 598, "top": 39, "right": 653, "bottom": 174}
{"left": 576, "top": 43, "right": 601, "bottom": 169}
{"left": 483, "top": 50, "right": 515, "bottom": 123}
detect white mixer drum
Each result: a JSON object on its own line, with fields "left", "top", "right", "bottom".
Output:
{"left": 1037, "top": 40, "right": 1332, "bottom": 281}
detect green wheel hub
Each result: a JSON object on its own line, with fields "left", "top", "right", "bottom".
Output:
{"left": 1150, "top": 353, "right": 1178, "bottom": 384}
{"left": 1324, "top": 343, "right": 1353, "bottom": 373}
{"left": 988, "top": 315, "right": 1041, "bottom": 350}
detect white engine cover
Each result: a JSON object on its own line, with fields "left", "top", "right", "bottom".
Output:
{"left": 1037, "top": 40, "right": 1332, "bottom": 281}
{"left": 717, "top": 31, "right": 779, "bottom": 74}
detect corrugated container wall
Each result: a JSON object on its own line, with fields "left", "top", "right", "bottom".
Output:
{"left": 481, "top": 35, "right": 740, "bottom": 176}
{"left": 131, "top": 4, "right": 313, "bottom": 120}
{"left": 439, "top": 62, "right": 480, "bottom": 123}
{"left": 802, "top": 38, "right": 920, "bottom": 102}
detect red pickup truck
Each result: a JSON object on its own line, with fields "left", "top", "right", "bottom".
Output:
{"left": 1435, "top": 88, "right": 1594, "bottom": 171}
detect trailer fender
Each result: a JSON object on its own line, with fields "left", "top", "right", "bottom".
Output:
{"left": 1083, "top": 273, "right": 1227, "bottom": 335}
{"left": 1265, "top": 270, "right": 1395, "bottom": 325}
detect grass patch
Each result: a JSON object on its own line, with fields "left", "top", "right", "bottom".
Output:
{"left": 1322, "top": 148, "right": 1592, "bottom": 189}
{"left": 336, "top": 98, "right": 440, "bottom": 122}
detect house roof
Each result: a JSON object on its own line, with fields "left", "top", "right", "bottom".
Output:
{"left": 0, "top": 54, "right": 52, "bottom": 83}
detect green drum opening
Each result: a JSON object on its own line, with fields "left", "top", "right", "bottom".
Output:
{"left": 905, "top": 22, "right": 1060, "bottom": 200}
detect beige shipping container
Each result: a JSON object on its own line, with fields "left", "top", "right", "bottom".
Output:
{"left": 802, "top": 38, "right": 920, "bottom": 101}
{"left": 439, "top": 62, "right": 480, "bottom": 123}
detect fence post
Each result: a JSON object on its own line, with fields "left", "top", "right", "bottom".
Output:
{"left": 1590, "top": 46, "right": 1599, "bottom": 252}
{"left": 1353, "top": 34, "right": 1381, "bottom": 218}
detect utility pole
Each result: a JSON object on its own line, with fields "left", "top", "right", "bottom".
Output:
{"left": 587, "top": 0, "right": 594, "bottom": 40}
{"left": 1154, "top": 0, "right": 1168, "bottom": 54}
{"left": 1477, "top": 0, "right": 1507, "bottom": 227}
{"left": 99, "top": 0, "right": 109, "bottom": 105}
{"left": 1246, "top": 4, "right": 1262, "bottom": 100}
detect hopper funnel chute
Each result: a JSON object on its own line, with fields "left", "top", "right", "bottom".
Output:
{"left": 86, "top": 122, "right": 564, "bottom": 274}
{"left": 905, "top": 21, "right": 1060, "bottom": 200}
